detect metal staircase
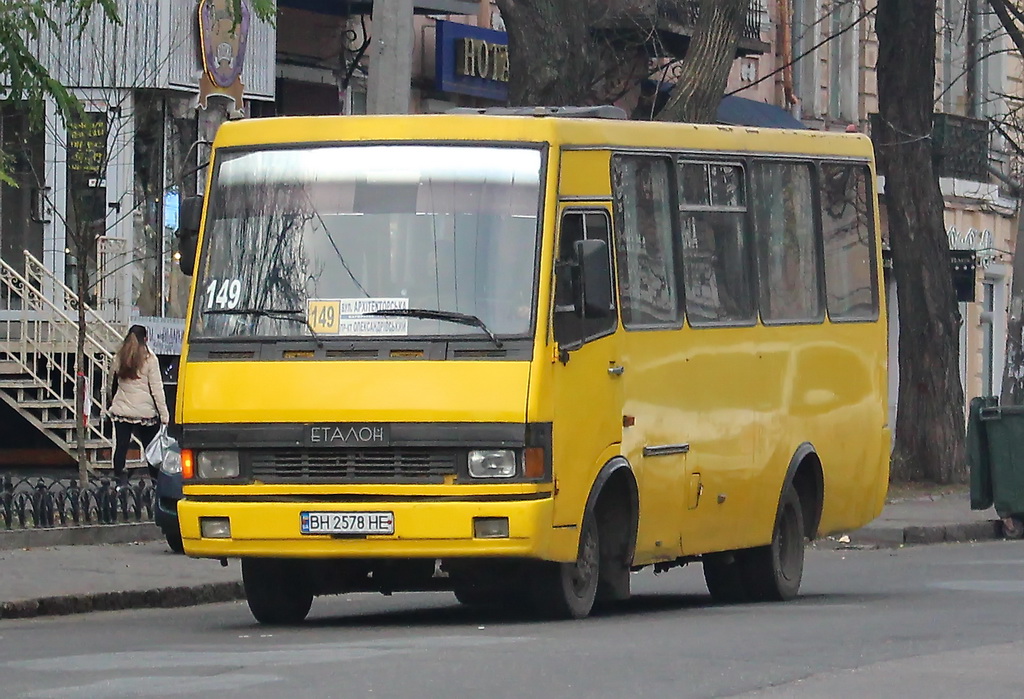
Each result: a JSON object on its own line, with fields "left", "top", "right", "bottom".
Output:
{"left": 0, "top": 250, "right": 125, "bottom": 469}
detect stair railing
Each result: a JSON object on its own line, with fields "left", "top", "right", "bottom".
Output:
{"left": 23, "top": 249, "right": 125, "bottom": 349}
{"left": 1, "top": 255, "right": 27, "bottom": 356}
{"left": 0, "top": 254, "right": 114, "bottom": 453}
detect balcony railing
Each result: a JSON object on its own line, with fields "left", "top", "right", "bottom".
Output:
{"left": 870, "top": 112, "right": 990, "bottom": 183}
{"left": 932, "top": 113, "right": 990, "bottom": 182}
{"left": 659, "top": 0, "right": 765, "bottom": 44}
{"left": 598, "top": 1, "right": 767, "bottom": 56}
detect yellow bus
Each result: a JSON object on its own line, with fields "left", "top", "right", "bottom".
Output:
{"left": 175, "top": 107, "right": 889, "bottom": 623}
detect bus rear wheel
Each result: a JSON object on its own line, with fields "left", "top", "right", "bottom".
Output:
{"left": 703, "top": 552, "right": 748, "bottom": 603}
{"left": 530, "top": 516, "right": 600, "bottom": 619}
{"left": 741, "top": 486, "right": 805, "bottom": 601}
{"left": 242, "top": 558, "right": 314, "bottom": 625}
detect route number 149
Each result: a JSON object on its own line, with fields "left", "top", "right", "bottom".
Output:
{"left": 205, "top": 279, "right": 242, "bottom": 309}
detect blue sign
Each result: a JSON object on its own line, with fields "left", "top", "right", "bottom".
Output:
{"left": 435, "top": 20, "right": 509, "bottom": 101}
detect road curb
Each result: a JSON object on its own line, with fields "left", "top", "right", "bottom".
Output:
{"left": 0, "top": 581, "right": 245, "bottom": 620}
{"left": 0, "top": 523, "right": 164, "bottom": 551}
{"left": 847, "top": 519, "right": 1003, "bottom": 547}
{"left": 0, "top": 520, "right": 1009, "bottom": 621}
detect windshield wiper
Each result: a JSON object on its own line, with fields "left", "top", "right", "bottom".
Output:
{"left": 204, "top": 308, "right": 324, "bottom": 347}
{"left": 365, "top": 308, "right": 504, "bottom": 349}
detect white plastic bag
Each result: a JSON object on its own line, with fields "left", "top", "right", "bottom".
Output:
{"left": 145, "top": 425, "right": 176, "bottom": 468}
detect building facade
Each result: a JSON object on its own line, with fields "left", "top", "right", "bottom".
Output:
{"left": 0, "top": 0, "right": 277, "bottom": 460}
{"left": 729, "top": 0, "right": 1022, "bottom": 424}
{"left": 3, "top": 0, "right": 1016, "bottom": 465}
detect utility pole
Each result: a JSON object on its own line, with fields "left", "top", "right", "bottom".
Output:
{"left": 366, "top": 0, "right": 414, "bottom": 114}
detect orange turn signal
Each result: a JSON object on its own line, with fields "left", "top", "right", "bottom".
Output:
{"left": 181, "top": 448, "right": 195, "bottom": 480}
{"left": 524, "top": 447, "right": 545, "bottom": 479}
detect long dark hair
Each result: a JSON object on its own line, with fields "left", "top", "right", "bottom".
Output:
{"left": 115, "top": 325, "right": 150, "bottom": 380}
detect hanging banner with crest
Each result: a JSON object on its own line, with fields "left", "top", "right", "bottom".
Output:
{"left": 198, "top": 0, "right": 251, "bottom": 112}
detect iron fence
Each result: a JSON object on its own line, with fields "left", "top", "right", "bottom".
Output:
{"left": 2, "top": 475, "right": 155, "bottom": 530}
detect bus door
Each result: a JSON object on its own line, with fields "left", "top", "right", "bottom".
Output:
{"left": 618, "top": 329, "right": 692, "bottom": 562}
{"left": 550, "top": 206, "right": 623, "bottom": 530}
{"left": 608, "top": 153, "right": 690, "bottom": 562}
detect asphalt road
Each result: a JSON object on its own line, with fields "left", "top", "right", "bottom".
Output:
{"left": 3, "top": 540, "right": 1024, "bottom": 698}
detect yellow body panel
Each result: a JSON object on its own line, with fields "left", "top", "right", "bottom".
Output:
{"left": 179, "top": 495, "right": 578, "bottom": 560}
{"left": 208, "top": 114, "right": 877, "bottom": 160}
{"left": 179, "top": 360, "right": 529, "bottom": 424}
{"left": 558, "top": 150, "right": 612, "bottom": 197}
{"left": 178, "top": 114, "right": 888, "bottom": 574}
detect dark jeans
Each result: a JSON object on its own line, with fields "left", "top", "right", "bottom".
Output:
{"left": 112, "top": 420, "right": 161, "bottom": 482}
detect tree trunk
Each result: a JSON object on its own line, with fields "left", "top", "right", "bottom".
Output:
{"left": 496, "top": 0, "right": 648, "bottom": 107}
{"left": 876, "top": 0, "right": 966, "bottom": 483}
{"left": 987, "top": 0, "right": 1024, "bottom": 59}
{"left": 656, "top": 0, "right": 748, "bottom": 124}
{"left": 75, "top": 263, "right": 90, "bottom": 486}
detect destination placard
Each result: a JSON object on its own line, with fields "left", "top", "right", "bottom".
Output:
{"left": 307, "top": 297, "right": 409, "bottom": 336}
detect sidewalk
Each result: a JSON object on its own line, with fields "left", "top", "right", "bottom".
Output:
{"left": 841, "top": 485, "right": 1004, "bottom": 547}
{"left": 0, "top": 488, "right": 1008, "bottom": 620}
{"left": 0, "top": 535, "right": 242, "bottom": 619}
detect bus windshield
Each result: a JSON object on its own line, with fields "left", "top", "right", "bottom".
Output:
{"left": 191, "top": 144, "right": 543, "bottom": 341}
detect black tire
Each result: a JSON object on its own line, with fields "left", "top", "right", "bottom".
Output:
{"left": 453, "top": 586, "right": 495, "bottom": 606}
{"left": 741, "top": 485, "right": 805, "bottom": 602}
{"left": 530, "top": 515, "right": 600, "bottom": 619}
{"left": 595, "top": 501, "right": 632, "bottom": 604}
{"left": 164, "top": 527, "right": 184, "bottom": 555}
{"left": 703, "top": 552, "right": 748, "bottom": 604}
{"left": 241, "top": 558, "right": 314, "bottom": 625}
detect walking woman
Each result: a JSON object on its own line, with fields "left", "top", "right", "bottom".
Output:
{"left": 108, "top": 325, "right": 169, "bottom": 483}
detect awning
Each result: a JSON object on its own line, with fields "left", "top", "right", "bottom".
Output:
{"left": 716, "top": 95, "right": 808, "bottom": 130}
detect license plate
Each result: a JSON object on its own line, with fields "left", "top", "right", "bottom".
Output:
{"left": 301, "top": 511, "right": 394, "bottom": 535}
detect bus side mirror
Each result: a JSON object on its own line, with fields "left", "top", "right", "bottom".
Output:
{"left": 177, "top": 195, "right": 203, "bottom": 276}
{"left": 575, "top": 239, "right": 612, "bottom": 318}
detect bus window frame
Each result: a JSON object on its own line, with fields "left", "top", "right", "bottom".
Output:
{"left": 748, "top": 158, "right": 827, "bottom": 328}
{"left": 675, "top": 157, "right": 758, "bottom": 330}
{"left": 816, "top": 159, "right": 881, "bottom": 324}
{"left": 552, "top": 207, "right": 618, "bottom": 351}
{"left": 189, "top": 139, "right": 550, "bottom": 347}
{"left": 610, "top": 153, "right": 685, "bottom": 333}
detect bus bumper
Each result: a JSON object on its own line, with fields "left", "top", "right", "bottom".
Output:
{"left": 178, "top": 496, "right": 577, "bottom": 561}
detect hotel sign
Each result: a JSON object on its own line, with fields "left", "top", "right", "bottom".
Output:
{"left": 436, "top": 20, "right": 508, "bottom": 101}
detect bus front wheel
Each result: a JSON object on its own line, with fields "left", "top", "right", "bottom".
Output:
{"left": 741, "top": 485, "right": 805, "bottom": 601}
{"left": 242, "top": 558, "right": 314, "bottom": 625}
{"left": 531, "top": 516, "right": 600, "bottom": 619}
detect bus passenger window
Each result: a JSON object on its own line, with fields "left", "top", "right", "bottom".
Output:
{"left": 676, "top": 161, "right": 756, "bottom": 326}
{"left": 819, "top": 163, "right": 878, "bottom": 321}
{"left": 749, "top": 161, "right": 824, "bottom": 324}
{"left": 612, "top": 156, "right": 680, "bottom": 328}
{"left": 554, "top": 211, "right": 615, "bottom": 347}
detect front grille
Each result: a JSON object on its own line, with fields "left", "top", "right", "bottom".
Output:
{"left": 249, "top": 449, "right": 457, "bottom": 483}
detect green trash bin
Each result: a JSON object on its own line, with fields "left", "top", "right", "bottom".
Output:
{"left": 967, "top": 396, "right": 1024, "bottom": 538}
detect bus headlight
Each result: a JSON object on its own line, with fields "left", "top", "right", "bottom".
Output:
{"left": 468, "top": 450, "right": 517, "bottom": 478}
{"left": 196, "top": 451, "right": 240, "bottom": 479}
{"left": 160, "top": 450, "right": 182, "bottom": 475}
